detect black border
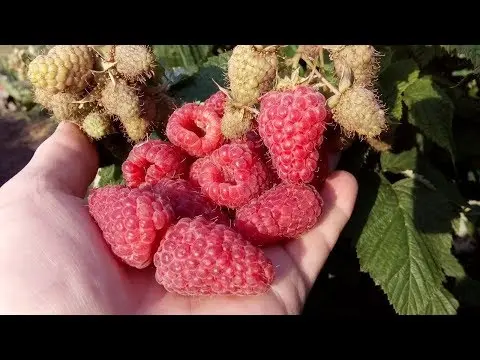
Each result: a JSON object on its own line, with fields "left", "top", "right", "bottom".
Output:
{"left": 2, "top": 6, "right": 479, "bottom": 44}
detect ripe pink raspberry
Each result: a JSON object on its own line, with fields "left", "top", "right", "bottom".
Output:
{"left": 231, "top": 130, "right": 280, "bottom": 187}
{"left": 204, "top": 91, "right": 227, "bottom": 117}
{"left": 153, "top": 216, "right": 275, "bottom": 296}
{"left": 122, "top": 140, "right": 190, "bottom": 188}
{"left": 235, "top": 183, "right": 323, "bottom": 247}
{"left": 189, "top": 143, "right": 270, "bottom": 209}
{"left": 88, "top": 185, "right": 175, "bottom": 269}
{"left": 140, "top": 178, "right": 229, "bottom": 224}
{"left": 166, "top": 103, "right": 224, "bottom": 157}
{"left": 258, "top": 85, "right": 328, "bottom": 184}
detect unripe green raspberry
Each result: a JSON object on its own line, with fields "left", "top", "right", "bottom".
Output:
{"left": 82, "top": 112, "right": 114, "bottom": 140}
{"left": 50, "top": 92, "right": 86, "bottom": 123}
{"left": 221, "top": 100, "right": 254, "bottom": 139}
{"left": 332, "top": 85, "right": 387, "bottom": 139}
{"left": 34, "top": 88, "right": 53, "bottom": 110}
{"left": 228, "top": 45, "right": 278, "bottom": 106}
{"left": 330, "top": 45, "right": 380, "bottom": 88}
{"left": 27, "top": 45, "right": 94, "bottom": 94}
{"left": 120, "top": 116, "right": 150, "bottom": 143}
{"left": 114, "top": 45, "right": 155, "bottom": 82}
{"left": 100, "top": 79, "right": 141, "bottom": 119}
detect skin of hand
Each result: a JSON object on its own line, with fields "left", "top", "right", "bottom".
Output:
{"left": 0, "top": 122, "right": 358, "bottom": 315}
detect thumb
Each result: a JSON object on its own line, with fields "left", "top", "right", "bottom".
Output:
{"left": 22, "top": 121, "right": 99, "bottom": 198}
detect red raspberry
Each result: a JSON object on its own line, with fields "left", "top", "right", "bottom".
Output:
{"left": 122, "top": 140, "right": 190, "bottom": 188}
{"left": 166, "top": 102, "right": 224, "bottom": 157}
{"left": 235, "top": 183, "right": 323, "bottom": 247}
{"left": 140, "top": 178, "right": 229, "bottom": 224}
{"left": 153, "top": 216, "right": 275, "bottom": 296}
{"left": 88, "top": 185, "right": 175, "bottom": 269}
{"left": 204, "top": 91, "right": 227, "bottom": 117}
{"left": 189, "top": 143, "right": 270, "bottom": 209}
{"left": 258, "top": 85, "right": 328, "bottom": 184}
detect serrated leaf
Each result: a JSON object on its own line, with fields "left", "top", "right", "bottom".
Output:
{"left": 379, "top": 59, "right": 420, "bottom": 121}
{"left": 442, "top": 45, "right": 480, "bottom": 68}
{"left": 356, "top": 175, "right": 460, "bottom": 315}
{"left": 422, "top": 287, "right": 459, "bottom": 315}
{"left": 403, "top": 77, "right": 455, "bottom": 157}
{"left": 381, "top": 148, "right": 466, "bottom": 206}
{"left": 96, "top": 164, "right": 124, "bottom": 187}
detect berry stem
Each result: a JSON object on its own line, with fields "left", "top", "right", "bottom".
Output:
{"left": 319, "top": 47, "right": 325, "bottom": 70}
{"left": 302, "top": 57, "right": 340, "bottom": 95}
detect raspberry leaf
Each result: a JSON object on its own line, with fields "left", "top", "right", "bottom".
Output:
{"left": 422, "top": 287, "right": 459, "bottom": 315}
{"left": 380, "top": 148, "right": 466, "bottom": 206}
{"left": 96, "top": 164, "right": 124, "bottom": 187}
{"left": 403, "top": 77, "right": 455, "bottom": 158}
{"left": 442, "top": 45, "right": 480, "bottom": 68}
{"left": 355, "top": 173, "right": 462, "bottom": 315}
{"left": 153, "top": 45, "right": 215, "bottom": 72}
{"left": 379, "top": 59, "right": 420, "bottom": 121}
{"left": 170, "top": 55, "right": 229, "bottom": 103}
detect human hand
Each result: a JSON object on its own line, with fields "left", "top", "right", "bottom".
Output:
{"left": 0, "top": 122, "right": 358, "bottom": 314}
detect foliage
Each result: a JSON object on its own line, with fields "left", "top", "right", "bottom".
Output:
{"left": 2, "top": 44, "right": 479, "bottom": 315}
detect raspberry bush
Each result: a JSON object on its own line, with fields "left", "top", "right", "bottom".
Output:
{"left": 3, "top": 44, "right": 480, "bottom": 314}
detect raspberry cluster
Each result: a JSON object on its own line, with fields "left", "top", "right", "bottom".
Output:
{"left": 88, "top": 84, "right": 330, "bottom": 297}
{"left": 27, "top": 45, "right": 174, "bottom": 144}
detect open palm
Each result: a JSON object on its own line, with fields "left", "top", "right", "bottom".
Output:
{"left": 0, "top": 123, "right": 357, "bottom": 315}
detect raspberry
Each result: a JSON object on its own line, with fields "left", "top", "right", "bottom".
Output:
{"left": 113, "top": 45, "right": 156, "bottom": 82}
{"left": 298, "top": 45, "right": 323, "bottom": 59}
{"left": 141, "top": 179, "right": 229, "bottom": 224}
{"left": 88, "top": 185, "right": 175, "bottom": 269}
{"left": 33, "top": 88, "right": 53, "bottom": 110}
{"left": 50, "top": 92, "right": 87, "bottom": 124}
{"left": 331, "top": 85, "right": 387, "bottom": 139}
{"left": 221, "top": 99, "right": 255, "bottom": 139}
{"left": 153, "top": 216, "right": 275, "bottom": 296}
{"left": 329, "top": 45, "right": 380, "bottom": 88}
{"left": 100, "top": 78, "right": 140, "bottom": 120}
{"left": 189, "top": 143, "right": 270, "bottom": 209}
{"left": 235, "top": 183, "right": 323, "bottom": 246}
{"left": 228, "top": 45, "right": 278, "bottom": 106}
{"left": 258, "top": 85, "right": 328, "bottom": 184}
{"left": 231, "top": 130, "right": 280, "bottom": 187}
{"left": 82, "top": 112, "right": 113, "bottom": 140}
{"left": 166, "top": 103, "right": 224, "bottom": 157}
{"left": 27, "top": 45, "right": 94, "bottom": 94}
{"left": 204, "top": 91, "right": 227, "bottom": 117}
{"left": 122, "top": 140, "right": 190, "bottom": 188}
{"left": 100, "top": 78, "right": 150, "bottom": 142}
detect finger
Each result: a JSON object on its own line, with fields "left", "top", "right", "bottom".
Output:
{"left": 285, "top": 170, "right": 358, "bottom": 287}
{"left": 19, "top": 122, "right": 99, "bottom": 198}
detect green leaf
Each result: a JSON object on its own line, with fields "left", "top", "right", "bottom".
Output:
{"left": 153, "top": 45, "right": 214, "bottom": 71}
{"left": 170, "top": 55, "right": 228, "bottom": 103}
{"left": 96, "top": 164, "right": 124, "bottom": 187}
{"left": 422, "top": 287, "right": 459, "bottom": 315}
{"left": 380, "top": 148, "right": 466, "bottom": 206}
{"left": 379, "top": 59, "right": 420, "bottom": 121}
{"left": 403, "top": 77, "right": 455, "bottom": 157}
{"left": 356, "top": 174, "right": 461, "bottom": 315}
{"left": 442, "top": 45, "right": 480, "bottom": 68}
